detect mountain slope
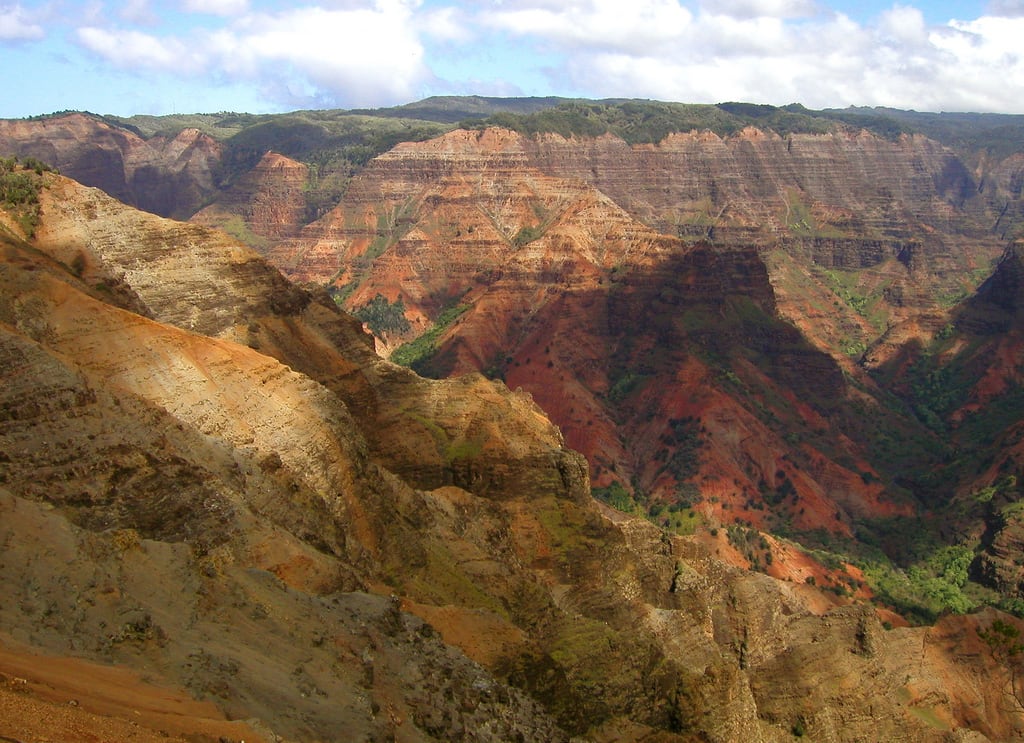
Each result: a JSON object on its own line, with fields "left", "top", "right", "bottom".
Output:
{"left": 8, "top": 105, "right": 1016, "bottom": 614}
{"left": 266, "top": 127, "right": 926, "bottom": 539}
{"left": 0, "top": 165, "right": 1021, "bottom": 740}
{"left": 0, "top": 113, "right": 222, "bottom": 219}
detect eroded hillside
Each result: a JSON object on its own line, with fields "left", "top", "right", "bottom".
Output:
{"left": 1, "top": 164, "right": 1022, "bottom": 740}
{"left": 250, "top": 127, "right": 934, "bottom": 542}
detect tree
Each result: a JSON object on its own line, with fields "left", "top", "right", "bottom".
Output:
{"left": 979, "top": 617, "right": 1024, "bottom": 710}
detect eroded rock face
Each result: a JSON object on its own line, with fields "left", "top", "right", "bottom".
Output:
{"left": 268, "top": 127, "right": 914, "bottom": 534}
{"left": 523, "top": 128, "right": 987, "bottom": 241}
{"left": 1, "top": 164, "right": 1021, "bottom": 743}
{"left": 191, "top": 151, "right": 310, "bottom": 245}
{"left": 0, "top": 113, "right": 222, "bottom": 219}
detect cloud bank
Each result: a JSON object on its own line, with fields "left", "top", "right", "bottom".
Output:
{"left": 8, "top": 0, "right": 1024, "bottom": 114}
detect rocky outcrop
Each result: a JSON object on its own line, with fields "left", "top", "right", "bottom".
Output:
{"left": 517, "top": 127, "right": 1008, "bottom": 367}
{"left": 976, "top": 507, "right": 1024, "bottom": 599}
{"left": 191, "top": 150, "right": 309, "bottom": 245}
{"left": 1, "top": 113, "right": 1011, "bottom": 369}
{"left": 524, "top": 128, "right": 990, "bottom": 243}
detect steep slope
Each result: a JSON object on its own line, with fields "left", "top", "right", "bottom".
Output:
{"left": 516, "top": 125, "right": 1006, "bottom": 367}
{"left": 2, "top": 106, "right": 1013, "bottom": 371}
{"left": 1, "top": 167, "right": 1020, "bottom": 741}
{"left": 190, "top": 150, "right": 310, "bottom": 246}
{"left": 0, "top": 113, "right": 222, "bottom": 219}
{"left": 870, "top": 242, "right": 1024, "bottom": 603}
{"left": 273, "top": 127, "right": 922, "bottom": 537}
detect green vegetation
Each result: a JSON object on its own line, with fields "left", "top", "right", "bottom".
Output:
{"left": 465, "top": 100, "right": 847, "bottom": 144}
{"left": 775, "top": 510, "right": 991, "bottom": 624}
{"left": 726, "top": 525, "right": 775, "bottom": 572}
{"left": 979, "top": 617, "right": 1024, "bottom": 662}
{"left": 658, "top": 417, "right": 703, "bottom": 483}
{"left": 783, "top": 191, "right": 816, "bottom": 235}
{"left": 364, "top": 199, "right": 418, "bottom": 261}
{"left": 592, "top": 482, "right": 643, "bottom": 515}
{"left": 512, "top": 224, "right": 544, "bottom": 247}
{"left": 818, "top": 267, "right": 873, "bottom": 317}
{"left": 896, "top": 327, "right": 990, "bottom": 435}
{"left": 100, "top": 98, "right": 1024, "bottom": 157}
{"left": 445, "top": 437, "right": 484, "bottom": 463}
{"left": 658, "top": 503, "right": 702, "bottom": 536}
{"left": 404, "top": 540, "right": 507, "bottom": 614}
{"left": 106, "top": 108, "right": 450, "bottom": 211}
{"left": 216, "top": 214, "right": 270, "bottom": 250}
{"left": 977, "top": 617, "right": 1024, "bottom": 708}
{"left": 390, "top": 302, "right": 470, "bottom": 371}
{"left": 0, "top": 156, "right": 53, "bottom": 237}
{"left": 355, "top": 95, "right": 568, "bottom": 124}
{"left": 834, "top": 107, "right": 1024, "bottom": 158}
{"left": 106, "top": 111, "right": 259, "bottom": 139}
{"left": 592, "top": 482, "right": 702, "bottom": 536}
{"left": 606, "top": 370, "right": 648, "bottom": 403}
{"left": 462, "top": 99, "right": 923, "bottom": 145}
{"left": 858, "top": 544, "right": 976, "bottom": 621}
{"left": 973, "top": 475, "right": 1018, "bottom": 505}
{"left": 212, "top": 113, "right": 448, "bottom": 204}
{"left": 327, "top": 200, "right": 420, "bottom": 311}
{"left": 353, "top": 293, "right": 411, "bottom": 336}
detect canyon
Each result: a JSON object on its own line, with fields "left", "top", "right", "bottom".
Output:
{"left": 4, "top": 98, "right": 1024, "bottom": 739}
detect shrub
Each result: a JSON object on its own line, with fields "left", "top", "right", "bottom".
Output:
{"left": 0, "top": 158, "right": 51, "bottom": 238}
{"left": 354, "top": 293, "right": 411, "bottom": 336}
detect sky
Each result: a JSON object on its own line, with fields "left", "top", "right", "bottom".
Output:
{"left": 2, "top": 0, "right": 1023, "bottom": 119}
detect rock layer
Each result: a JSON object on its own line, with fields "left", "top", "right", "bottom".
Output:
{"left": 270, "top": 127, "right": 917, "bottom": 534}
{"left": 191, "top": 150, "right": 309, "bottom": 245}
{"left": 0, "top": 168, "right": 1020, "bottom": 740}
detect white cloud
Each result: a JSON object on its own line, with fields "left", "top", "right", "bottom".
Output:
{"left": 699, "top": 0, "right": 818, "bottom": 20}
{"left": 877, "top": 5, "right": 928, "bottom": 44}
{"left": 55, "top": 0, "right": 1024, "bottom": 114}
{"left": 477, "top": 0, "right": 1024, "bottom": 112}
{"left": 181, "top": 0, "right": 250, "bottom": 16}
{"left": 483, "top": 0, "right": 694, "bottom": 54}
{"left": 986, "top": 0, "right": 1024, "bottom": 17}
{"left": 76, "top": 26, "right": 207, "bottom": 73}
{"left": 0, "top": 3, "right": 44, "bottom": 41}
{"left": 221, "top": 4, "right": 428, "bottom": 105}
{"left": 421, "top": 5, "right": 471, "bottom": 42}
{"left": 73, "top": 1, "right": 432, "bottom": 108}
{"left": 120, "top": 0, "right": 158, "bottom": 25}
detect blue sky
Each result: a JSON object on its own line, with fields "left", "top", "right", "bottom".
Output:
{"left": 1, "top": 1, "right": 1021, "bottom": 118}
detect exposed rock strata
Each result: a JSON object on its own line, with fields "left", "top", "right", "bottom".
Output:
{"left": 1, "top": 171, "right": 1020, "bottom": 740}
{"left": 523, "top": 128, "right": 987, "bottom": 242}
{"left": 271, "top": 128, "right": 917, "bottom": 533}
{"left": 191, "top": 150, "right": 309, "bottom": 244}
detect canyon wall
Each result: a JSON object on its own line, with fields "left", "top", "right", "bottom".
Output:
{"left": 0, "top": 113, "right": 222, "bottom": 219}
{"left": 265, "top": 127, "right": 929, "bottom": 535}
{"left": 1, "top": 168, "right": 1020, "bottom": 741}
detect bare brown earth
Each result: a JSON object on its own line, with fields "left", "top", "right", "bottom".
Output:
{"left": 1, "top": 166, "right": 1023, "bottom": 741}
{"left": 0, "top": 635, "right": 266, "bottom": 743}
